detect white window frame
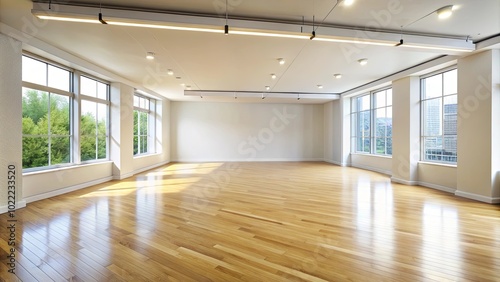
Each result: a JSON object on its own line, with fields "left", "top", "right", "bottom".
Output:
{"left": 351, "top": 87, "right": 393, "bottom": 156}
{"left": 133, "top": 94, "right": 157, "bottom": 156}
{"left": 420, "top": 66, "right": 458, "bottom": 164}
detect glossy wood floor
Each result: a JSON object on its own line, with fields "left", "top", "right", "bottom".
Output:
{"left": 1, "top": 162, "right": 500, "bottom": 281}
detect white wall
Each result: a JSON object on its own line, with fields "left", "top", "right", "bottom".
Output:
{"left": 418, "top": 163, "right": 457, "bottom": 193}
{"left": 0, "top": 34, "right": 24, "bottom": 212}
{"left": 171, "top": 102, "right": 324, "bottom": 162}
{"left": 351, "top": 154, "right": 392, "bottom": 175}
{"left": 456, "top": 50, "right": 500, "bottom": 203}
{"left": 23, "top": 162, "right": 113, "bottom": 202}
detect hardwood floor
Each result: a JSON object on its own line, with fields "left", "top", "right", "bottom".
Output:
{"left": 1, "top": 162, "right": 500, "bottom": 281}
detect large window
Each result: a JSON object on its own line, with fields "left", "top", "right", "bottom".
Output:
{"left": 22, "top": 55, "right": 110, "bottom": 170}
{"left": 80, "top": 76, "right": 109, "bottom": 162}
{"left": 134, "top": 95, "right": 155, "bottom": 155}
{"left": 22, "top": 56, "right": 72, "bottom": 169}
{"left": 351, "top": 88, "right": 393, "bottom": 155}
{"left": 421, "top": 69, "right": 457, "bottom": 163}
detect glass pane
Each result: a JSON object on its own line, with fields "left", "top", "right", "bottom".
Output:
{"left": 375, "top": 91, "right": 386, "bottom": 108}
{"left": 386, "top": 89, "right": 392, "bottom": 106}
{"left": 375, "top": 108, "right": 386, "bottom": 138}
{"left": 386, "top": 138, "right": 393, "bottom": 155}
{"left": 358, "top": 95, "right": 370, "bottom": 111}
{"left": 140, "top": 136, "right": 148, "bottom": 154}
{"left": 133, "top": 135, "right": 139, "bottom": 155}
{"left": 22, "top": 88, "right": 49, "bottom": 134}
{"left": 362, "top": 138, "right": 370, "bottom": 153}
{"left": 358, "top": 111, "right": 370, "bottom": 138}
{"left": 48, "top": 65, "right": 70, "bottom": 91}
{"left": 81, "top": 76, "right": 97, "bottom": 97}
{"left": 134, "top": 96, "right": 140, "bottom": 107}
{"left": 386, "top": 106, "right": 393, "bottom": 138}
{"left": 140, "top": 112, "right": 149, "bottom": 136}
{"left": 376, "top": 138, "right": 386, "bottom": 154}
{"left": 443, "top": 69, "right": 457, "bottom": 95}
{"left": 97, "top": 136, "right": 107, "bottom": 159}
{"left": 81, "top": 135, "right": 96, "bottom": 162}
{"left": 97, "top": 81, "right": 108, "bottom": 100}
{"left": 50, "top": 94, "right": 70, "bottom": 136}
{"left": 51, "top": 136, "right": 71, "bottom": 165}
{"left": 422, "top": 98, "right": 442, "bottom": 136}
{"left": 81, "top": 100, "right": 97, "bottom": 136}
{"left": 443, "top": 95, "right": 457, "bottom": 136}
{"left": 97, "top": 103, "right": 107, "bottom": 136}
{"left": 423, "top": 137, "right": 443, "bottom": 161}
{"left": 423, "top": 74, "right": 442, "bottom": 99}
{"left": 443, "top": 136, "right": 457, "bottom": 162}
{"left": 22, "top": 56, "right": 47, "bottom": 86}
{"left": 22, "top": 137, "right": 49, "bottom": 169}
{"left": 133, "top": 110, "right": 139, "bottom": 136}
{"left": 351, "top": 98, "right": 357, "bottom": 113}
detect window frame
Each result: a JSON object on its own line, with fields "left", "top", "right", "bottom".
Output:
{"left": 420, "top": 66, "right": 458, "bottom": 164}
{"left": 133, "top": 94, "right": 157, "bottom": 156}
{"left": 78, "top": 73, "right": 111, "bottom": 163}
{"left": 22, "top": 54, "right": 74, "bottom": 172}
{"left": 21, "top": 54, "right": 112, "bottom": 172}
{"left": 351, "top": 87, "right": 393, "bottom": 156}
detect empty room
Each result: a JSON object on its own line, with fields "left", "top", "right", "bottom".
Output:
{"left": 0, "top": 0, "right": 499, "bottom": 281}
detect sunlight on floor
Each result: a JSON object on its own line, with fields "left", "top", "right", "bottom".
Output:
{"left": 79, "top": 162, "right": 226, "bottom": 198}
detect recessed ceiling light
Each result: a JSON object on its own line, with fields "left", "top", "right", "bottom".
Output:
{"left": 180, "top": 83, "right": 186, "bottom": 86}
{"left": 186, "top": 85, "right": 192, "bottom": 90}
{"left": 317, "top": 85, "right": 323, "bottom": 89}
{"left": 176, "top": 76, "right": 182, "bottom": 80}
{"left": 271, "top": 74, "right": 277, "bottom": 79}
{"left": 167, "top": 69, "right": 174, "bottom": 75}
{"left": 265, "top": 86, "right": 271, "bottom": 91}
{"left": 146, "top": 52, "right": 155, "bottom": 60}
{"left": 334, "top": 74, "right": 342, "bottom": 79}
{"left": 358, "top": 58, "right": 368, "bottom": 66}
{"left": 437, "top": 5, "right": 454, "bottom": 19}
{"left": 278, "top": 58, "right": 285, "bottom": 65}
{"left": 343, "top": 0, "right": 355, "bottom": 6}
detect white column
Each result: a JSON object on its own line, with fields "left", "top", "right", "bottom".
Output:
{"left": 391, "top": 76, "right": 420, "bottom": 185}
{"left": 0, "top": 34, "right": 25, "bottom": 212}
{"left": 456, "top": 50, "right": 500, "bottom": 203}
{"left": 110, "top": 82, "right": 134, "bottom": 179}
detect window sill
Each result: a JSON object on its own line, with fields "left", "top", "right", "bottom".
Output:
{"left": 133, "top": 152, "right": 161, "bottom": 159}
{"left": 350, "top": 153, "right": 392, "bottom": 159}
{"left": 418, "top": 161, "right": 457, "bottom": 168}
{"left": 23, "top": 160, "right": 113, "bottom": 176}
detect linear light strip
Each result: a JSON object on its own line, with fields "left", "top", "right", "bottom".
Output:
{"left": 34, "top": 11, "right": 474, "bottom": 52}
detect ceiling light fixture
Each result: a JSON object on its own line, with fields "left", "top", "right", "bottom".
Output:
{"left": 437, "top": 5, "right": 454, "bottom": 19}
{"left": 358, "top": 58, "right": 368, "bottom": 65}
{"left": 271, "top": 74, "right": 277, "bottom": 79}
{"left": 98, "top": 3, "right": 107, "bottom": 24}
{"left": 317, "top": 85, "right": 323, "bottom": 89}
{"left": 262, "top": 93, "right": 266, "bottom": 100}
{"left": 278, "top": 58, "right": 285, "bottom": 65}
{"left": 146, "top": 52, "right": 155, "bottom": 60}
{"left": 167, "top": 69, "right": 174, "bottom": 75}
{"left": 32, "top": 3, "right": 474, "bottom": 53}
{"left": 343, "top": 0, "right": 355, "bottom": 6}
{"left": 186, "top": 85, "right": 192, "bottom": 90}
{"left": 265, "top": 86, "right": 271, "bottom": 91}
{"left": 297, "top": 94, "right": 301, "bottom": 100}
{"left": 334, "top": 74, "right": 342, "bottom": 79}
{"left": 224, "top": 0, "right": 229, "bottom": 35}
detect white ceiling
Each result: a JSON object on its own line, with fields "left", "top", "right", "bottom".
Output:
{"left": 0, "top": 0, "right": 499, "bottom": 103}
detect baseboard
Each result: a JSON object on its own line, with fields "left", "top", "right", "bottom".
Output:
{"left": 24, "top": 176, "right": 113, "bottom": 204}
{"left": 417, "top": 181, "right": 456, "bottom": 194}
{"left": 351, "top": 164, "right": 392, "bottom": 176}
{"left": 391, "top": 177, "right": 418, "bottom": 186}
{"left": 455, "top": 190, "right": 500, "bottom": 204}
{"left": 0, "top": 200, "right": 27, "bottom": 214}
{"left": 113, "top": 172, "right": 134, "bottom": 180}
{"left": 132, "top": 161, "right": 170, "bottom": 175}
{"left": 323, "top": 159, "right": 347, "bottom": 166}
{"left": 172, "top": 158, "right": 324, "bottom": 163}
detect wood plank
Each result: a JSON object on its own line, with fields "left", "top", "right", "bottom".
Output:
{"left": 0, "top": 162, "right": 499, "bottom": 281}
